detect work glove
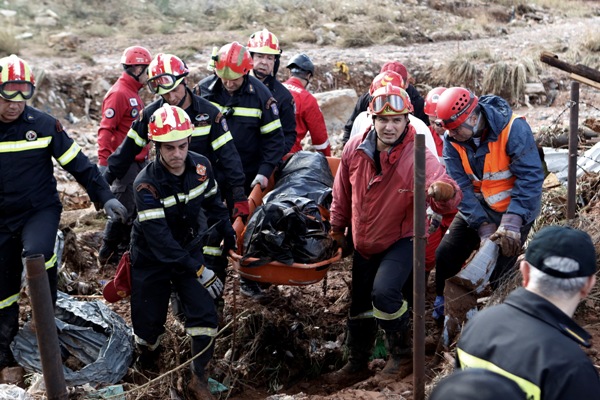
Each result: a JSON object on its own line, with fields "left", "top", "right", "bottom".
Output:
{"left": 98, "top": 164, "right": 108, "bottom": 175}
{"left": 232, "top": 201, "right": 250, "bottom": 221}
{"left": 478, "top": 223, "right": 497, "bottom": 242}
{"left": 251, "top": 174, "right": 269, "bottom": 190}
{"left": 197, "top": 265, "right": 224, "bottom": 299}
{"left": 489, "top": 214, "right": 522, "bottom": 257}
{"left": 426, "top": 206, "right": 443, "bottom": 234}
{"left": 103, "top": 198, "right": 127, "bottom": 223}
{"left": 427, "top": 181, "right": 455, "bottom": 202}
{"left": 330, "top": 227, "right": 352, "bottom": 258}
{"left": 432, "top": 295, "right": 444, "bottom": 320}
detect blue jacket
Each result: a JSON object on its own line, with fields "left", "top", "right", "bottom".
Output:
{"left": 442, "top": 95, "right": 543, "bottom": 229}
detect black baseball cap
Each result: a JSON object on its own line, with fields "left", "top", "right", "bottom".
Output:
{"left": 525, "top": 226, "right": 597, "bottom": 278}
{"left": 430, "top": 369, "right": 526, "bottom": 400}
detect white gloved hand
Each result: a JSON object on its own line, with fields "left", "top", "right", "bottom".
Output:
{"left": 251, "top": 174, "right": 268, "bottom": 190}
{"left": 197, "top": 266, "right": 224, "bottom": 299}
{"left": 104, "top": 198, "right": 127, "bottom": 223}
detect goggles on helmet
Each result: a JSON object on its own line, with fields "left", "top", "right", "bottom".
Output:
{"left": 370, "top": 92, "right": 408, "bottom": 114}
{"left": 147, "top": 73, "right": 180, "bottom": 94}
{"left": 0, "top": 81, "right": 34, "bottom": 100}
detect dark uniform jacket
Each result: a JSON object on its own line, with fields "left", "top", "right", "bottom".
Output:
{"left": 261, "top": 74, "right": 296, "bottom": 155}
{"left": 197, "top": 74, "right": 285, "bottom": 192}
{"left": 131, "top": 151, "right": 232, "bottom": 272}
{"left": 106, "top": 88, "right": 245, "bottom": 200}
{"left": 0, "top": 106, "right": 113, "bottom": 230}
{"left": 457, "top": 288, "right": 600, "bottom": 400}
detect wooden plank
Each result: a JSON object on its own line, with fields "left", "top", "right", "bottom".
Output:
{"left": 569, "top": 73, "right": 600, "bottom": 90}
{"left": 540, "top": 51, "right": 600, "bottom": 84}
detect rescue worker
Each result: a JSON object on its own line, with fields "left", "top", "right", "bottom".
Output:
{"left": 0, "top": 55, "right": 127, "bottom": 372}
{"left": 433, "top": 87, "right": 544, "bottom": 319}
{"left": 327, "top": 84, "right": 461, "bottom": 386}
{"left": 130, "top": 104, "right": 235, "bottom": 399}
{"left": 247, "top": 29, "right": 297, "bottom": 156}
{"left": 196, "top": 42, "right": 285, "bottom": 299}
{"left": 457, "top": 226, "right": 600, "bottom": 399}
{"left": 342, "top": 60, "right": 429, "bottom": 147}
{"left": 282, "top": 53, "right": 331, "bottom": 156}
{"left": 97, "top": 45, "right": 152, "bottom": 265}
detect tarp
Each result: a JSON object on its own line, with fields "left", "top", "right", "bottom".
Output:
{"left": 11, "top": 291, "right": 133, "bottom": 387}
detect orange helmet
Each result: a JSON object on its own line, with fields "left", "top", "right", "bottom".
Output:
{"left": 423, "top": 87, "right": 447, "bottom": 117}
{"left": 369, "top": 84, "right": 413, "bottom": 116}
{"left": 120, "top": 46, "right": 152, "bottom": 66}
{"left": 213, "top": 42, "right": 253, "bottom": 80}
{"left": 369, "top": 71, "right": 406, "bottom": 95}
{"left": 436, "top": 87, "right": 478, "bottom": 130}
{"left": 147, "top": 53, "right": 189, "bottom": 95}
{"left": 247, "top": 29, "right": 281, "bottom": 56}
{"left": 0, "top": 54, "right": 35, "bottom": 101}
{"left": 148, "top": 105, "right": 193, "bottom": 142}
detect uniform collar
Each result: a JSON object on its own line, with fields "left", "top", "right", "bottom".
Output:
{"left": 120, "top": 71, "right": 144, "bottom": 92}
{"left": 505, "top": 287, "right": 592, "bottom": 347}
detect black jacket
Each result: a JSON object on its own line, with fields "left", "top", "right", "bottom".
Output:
{"left": 457, "top": 288, "right": 600, "bottom": 400}
{"left": 261, "top": 74, "right": 297, "bottom": 155}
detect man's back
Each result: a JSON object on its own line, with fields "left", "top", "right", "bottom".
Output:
{"left": 457, "top": 288, "right": 600, "bottom": 400}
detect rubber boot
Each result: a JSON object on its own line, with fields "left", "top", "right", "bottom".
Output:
{"left": 381, "top": 320, "right": 412, "bottom": 379}
{"left": 324, "top": 318, "right": 377, "bottom": 387}
{"left": 134, "top": 343, "right": 160, "bottom": 375}
{"left": 187, "top": 371, "right": 215, "bottom": 400}
{"left": 188, "top": 336, "right": 216, "bottom": 399}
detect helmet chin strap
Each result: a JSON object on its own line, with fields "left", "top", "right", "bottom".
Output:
{"left": 461, "top": 111, "right": 483, "bottom": 139}
{"left": 176, "top": 84, "right": 188, "bottom": 108}
{"left": 125, "top": 65, "right": 145, "bottom": 82}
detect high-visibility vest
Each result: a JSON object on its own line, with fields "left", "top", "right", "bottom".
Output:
{"left": 451, "top": 115, "right": 521, "bottom": 212}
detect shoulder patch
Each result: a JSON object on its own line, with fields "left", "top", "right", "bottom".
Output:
{"left": 104, "top": 108, "right": 115, "bottom": 119}
{"left": 137, "top": 109, "right": 144, "bottom": 122}
{"left": 195, "top": 113, "right": 210, "bottom": 126}
{"left": 55, "top": 119, "right": 64, "bottom": 133}
{"left": 266, "top": 97, "right": 280, "bottom": 116}
{"left": 131, "top": 108, "right": 139, "bottom": 118}
{"left": 135, "top": 182, "right": 159, "bottom": 202}
{"left": 25, "top": 130, "right": 37, "bottom": 141}
{"left": 129, "top": 98, "right": 139, "bottom": 107}
{"left": 220, "top": 117, "right": 229, "bottom": 133}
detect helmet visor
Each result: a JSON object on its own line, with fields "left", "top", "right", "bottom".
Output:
{"left": 0, "top": 81, "right": 34, "bottom": 100}
{"left": 147, "top": 73, "right": 178, "bottom": 94}
{"left": 370, "top": 93, "right": 407, "bottom": 114}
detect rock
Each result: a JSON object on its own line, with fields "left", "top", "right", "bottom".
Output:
{"left": 48, "top": 32, "right": 79, "bottom": 51}
{"left": 314, "top": 89, "right": 358, "bottom": 136}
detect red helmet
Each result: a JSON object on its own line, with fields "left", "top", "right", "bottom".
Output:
{"left": 213, "top": 42, "right": 254, "bottom": 80}
{"left": 436, "top": 87, "right": 479, "bottom": 130}
{"left": 148, "top": 105, "right": 193, "bottom": 142}
{"left": 147, "top": 53, "right": 189, "bottom": 95}
{"left": 120, "top": 46, "right": 152, "bottom": 66}
{"left": 247, "top": 29, "right": 281, "bottom": 55}
{"left": 0, "top": 54, "right": 35, "bottom": 101}
{"left": 423, "top": 87, "right": 447, "bottom": 117}
{"left": 369, "top": 71, "right": 405, "bottom": 95}
{"left": 369, "top": 84, "right": 413, "bottom": 116}
{"left": 380, "top": 61, "right": 408, "bottom": 85}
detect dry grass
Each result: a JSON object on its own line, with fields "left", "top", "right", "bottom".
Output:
{"left": 0, "top": 30, "right": 20, "bottom": 57}
{"left": 442, "top": 58, "right": 481, "bottom": 92}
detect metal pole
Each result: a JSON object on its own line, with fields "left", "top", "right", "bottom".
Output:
{"left": 567, "top": 81, "right": 579, "bottom": 219}
{"left": 413, "top": 133, "right": 426, "bottom": 400}
{"left": 25, "top": 255, "right": 68, "bottom": 400}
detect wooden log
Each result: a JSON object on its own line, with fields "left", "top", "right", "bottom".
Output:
{"left": 540, "top": 52, "right": 600, "bottom": 84}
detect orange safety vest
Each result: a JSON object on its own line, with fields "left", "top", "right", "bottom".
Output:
{"left": 451, "top": 115, "right": 520, "bottom": 212}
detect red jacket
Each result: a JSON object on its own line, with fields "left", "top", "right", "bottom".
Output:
{"left": 282, "top": 77, "right": 331, "bottom": 156}
{"left": 97, "top": 72, "right": 149, "bottom": 166}
{"left": 330, "top": 126, "right": 462, "bottom": 258}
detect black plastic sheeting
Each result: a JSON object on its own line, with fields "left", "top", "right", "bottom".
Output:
{"left": 11, "top": 291, "right": 133, "bottom": 387}
{"left": 263, "top": 151, "right": 334, "bottom": 208}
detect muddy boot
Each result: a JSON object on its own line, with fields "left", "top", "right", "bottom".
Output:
{"left": 381, "top": 323, "right": 412, "bottom": 379}
{"left": 134, "top": 343, "right": 161, "bottom": 375}
{"left": 187, "top": 372, "right": 215, "bottom": 400}
{"left": 323, "top": 318, "right": 377, "bottom": 387}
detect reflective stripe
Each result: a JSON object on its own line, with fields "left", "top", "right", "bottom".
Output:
{"left": 233, "top": 107, "right": 262, "bottom": 119}
{"left": 485, "top": 189, "right": 512, "bottom": 206}
{"left": 457, "top": 347, "right": 540, "bottom": 400}
{"left": 0, "top": 293, "right": 19, "bottom": 310}
{"left": 349, "top": 310, "right": 374, "bottom": 320}
{"left": 373, "top": 300, "right": 408, "bottom": 321}
{"left": 210, "top": 102, "right": 226, "bottom": 112}
{"left": 135, "top": 333, "right": 164, "bottom": 350}
{"left": 186, "top": 326, "right": 218, "bottom": 337}
{"left": 45, "top": 253, "right": 57, "bottom": 270}
{"left": 260, "top": 119, "right": 282, "bottom": 135}
{"left": 56, "top": 142, "right": 81, "bottom": 166}
{"left": 205, "top": 184, "right": 218, "bottom": 199}
{"left": 161, "top": 181, "right": 210, "bottom": 208}
{"left": 313, "top": 139, "right": 330, "bottom": 150}
{"left": 0, "top": 137, "right": 52, "bottom": 153}
{"left": 138, "top": 208, "right": 165, "bottom": 221}
{"left": 191, "top": 125, "right": 211, "bottom": 137}
{"left": 482, "top": 169, "right": 513, "bottom": 180}
{"left": 211, "top": 131, "right": 233, "bottom": 151}
{"left": 127, "top": 128, "right": 148, "bottom": 147}
{"left": 203, "top": 246, "right": 222, "bottom": 256}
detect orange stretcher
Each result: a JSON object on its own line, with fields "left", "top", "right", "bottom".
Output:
{"left": 228, "top": 156, "right": 341, "bottom": 286}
